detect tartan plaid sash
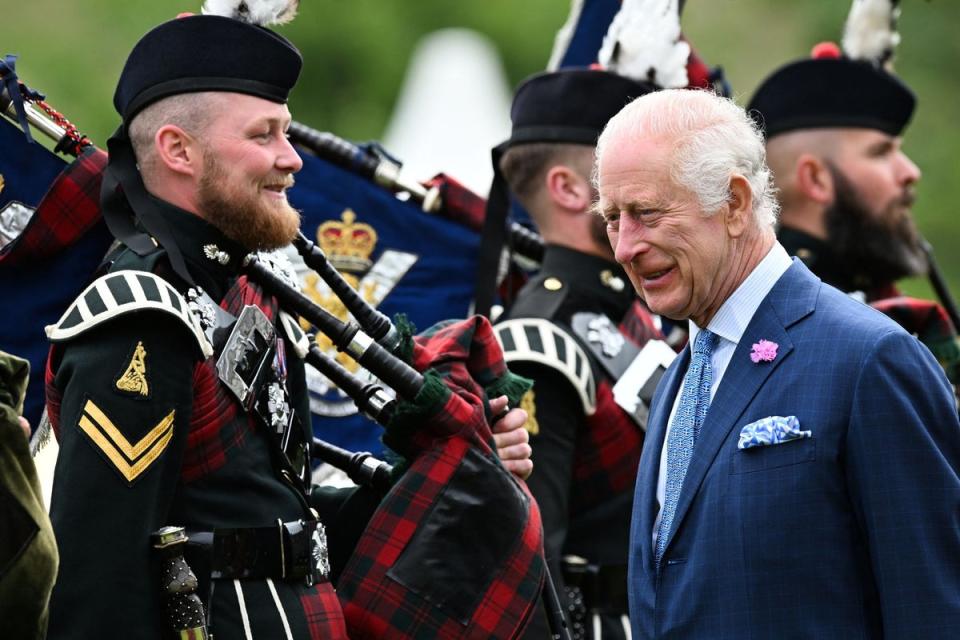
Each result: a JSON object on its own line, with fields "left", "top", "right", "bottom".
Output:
{"left": 0, "top": 146, "right": 107, "bottom": 266}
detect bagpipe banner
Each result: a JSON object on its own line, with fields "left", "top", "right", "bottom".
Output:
{"left": 287, "top": 148, "right": 481, "bottom": 457}
{"left": 0, "top": 116, "right": 111, "bottom": 430}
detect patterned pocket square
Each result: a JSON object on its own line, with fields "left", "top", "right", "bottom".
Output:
{"left": 738, "top": 416, "right": 811, "bottom": 450}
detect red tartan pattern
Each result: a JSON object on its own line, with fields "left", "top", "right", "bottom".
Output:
{"left": 339, "top": 437, "right": 545, "bottom": 639}
{"left": 44, "top": 347, "right": 63, "bottom": 439}
{"left": 301, "top": 583, "right": 349, "bottom": 640}
{"left": 413, "top": 315, "right": 511, "bottom": 408}
{"left": 181, "top": 276, "right": 278, "bottom": 482}
{"left": 222, "top": 275, "right": 277, "bottom": 321}
{"left": 340, "top": 315, "right": 545, "bottom": 638}
{"left": 0, "top": 146, "right": 107, "bottom": 266}
{"left": 620, "top": 299, "right": 666, "bottom": 348}
{"left": 180, "top": 358, "right": 247, "bottom": 482}
{"left": 871, "top": 296, "right": 956, "bottom": 341}
{"left": 424, "top": 173, "right": 486, "bottom": 232}
{"left": 564, "top": 301, "right": 663, "bottom": 511}
{"left": 573, "top": 380, "right": 644, "bottom": 510}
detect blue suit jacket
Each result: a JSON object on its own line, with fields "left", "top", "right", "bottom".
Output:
{"left": 628, "top": 260, "right": 960, "bottom": 639}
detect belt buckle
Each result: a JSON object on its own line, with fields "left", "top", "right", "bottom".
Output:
{"left": 282, "top": 520, "right": 330, "bottom": 586}
{"left": 217, "top": 305, "right": 276, "bottom": 410}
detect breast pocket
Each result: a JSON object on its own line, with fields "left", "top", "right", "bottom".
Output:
{"left": 729, "top": 436, "right": 816, "bottom": 475}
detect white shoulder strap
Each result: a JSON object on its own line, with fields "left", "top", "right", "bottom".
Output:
{"left": 494, "top": 318, "right": 596, "bottom": 415}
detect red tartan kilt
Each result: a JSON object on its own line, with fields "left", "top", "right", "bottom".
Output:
{"left": 337, "top": 436, "right": 545, "bottom": 639}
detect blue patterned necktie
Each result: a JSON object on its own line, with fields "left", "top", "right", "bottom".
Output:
{"left": 655, "top": 329, "right": 717, "bottom": 563}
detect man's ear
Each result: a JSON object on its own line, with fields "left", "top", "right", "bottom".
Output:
{"left": 154, "top": 125, "right": 201, "bottom": 177}
{"left": 725, "top": 174, "right": 753, "bottom": 238}
{"left": 545, "top": 165, "right": 591, "bottom": 213}
{"left": 794, "top": 153, "right": 834, "bottom": 205}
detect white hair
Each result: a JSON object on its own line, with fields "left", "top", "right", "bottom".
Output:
{"left": 595, "top": 88, "right": 779, "bottom": 228}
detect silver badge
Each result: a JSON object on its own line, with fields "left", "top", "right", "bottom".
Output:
{"left": 186, "top": 287, "right": 217, "bottom": 330}
{"left": 203, "top": 244, "right": 231, "bottom": 265}
{"left": 587, "top": 315, "right": 625, "bottom": 358}
{"left": 266, "top": 382, "right": 290, "bottom": 434}
{"left": 254, "top": 248, "right": 301, "bottom": 289}
{"left": 312, "top": 522, "right": 331, "bottom": 579}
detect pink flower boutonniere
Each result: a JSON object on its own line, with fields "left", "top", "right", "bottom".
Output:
{"left": 750, "top": 339, "right": 778, "bottom": 363}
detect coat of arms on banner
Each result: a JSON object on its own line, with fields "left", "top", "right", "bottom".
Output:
{"left": 291, "top": 209, "right": 417, "bottom": 417}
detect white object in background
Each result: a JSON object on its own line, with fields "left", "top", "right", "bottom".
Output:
{"left": 383, "top": 29, "right": 513, "bottom": 197}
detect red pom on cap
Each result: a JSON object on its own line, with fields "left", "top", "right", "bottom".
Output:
{"left": 810, "top": 42, "right": 842, "bottom": 60}
{"left": 176, "top": 12, "right": 195, "bottom": 19}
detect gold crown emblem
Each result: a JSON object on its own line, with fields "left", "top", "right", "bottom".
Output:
{"left": 318, "top": 209, "right": 377, "bottom": 272}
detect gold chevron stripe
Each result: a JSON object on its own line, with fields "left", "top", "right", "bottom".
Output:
{"left": 78, "top": 400, "right": 175, "bottom": 483}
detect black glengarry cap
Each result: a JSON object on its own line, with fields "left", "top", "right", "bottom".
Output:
{"left": 747, "top": 48, "right": 915, "bottom": 139}
{"left": 113, "top": 14, "right": 302, "bottom": 122}
{"left": 504, "top": 68, "right": 658, "bottom": 149}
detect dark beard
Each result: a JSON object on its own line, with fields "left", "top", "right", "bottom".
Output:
{"left": 824, "top": 165, "right": 927, "bottom": 288}
{"left": 197, "top": 153, "right": 301, "bottom": 251}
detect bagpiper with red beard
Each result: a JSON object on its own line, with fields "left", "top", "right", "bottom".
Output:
{"left": 42, "top": 6, "right": 355, "bottom": 638}
{"left": 40, "top": 1, "right": 534, "bottom": 637}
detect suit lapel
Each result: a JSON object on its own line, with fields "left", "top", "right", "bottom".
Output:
{"left": 660, "top": 260, "right": 819, "bottom": 558}
{"left": 635, "top": 345, "right": 689, "bottom": 572}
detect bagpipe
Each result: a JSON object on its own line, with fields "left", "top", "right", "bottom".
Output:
{"left": 245, "top": 234, "right": 570, "bottom": 639}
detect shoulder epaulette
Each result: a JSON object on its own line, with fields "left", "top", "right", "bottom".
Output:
{"left": 494, "top": 318, "right": 596, "bottom": 415}
{"left": 46, "top": 270, "right": 213, "bottom": 358}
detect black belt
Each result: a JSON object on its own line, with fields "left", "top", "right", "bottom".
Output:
{"left": 562, "top": 559, "right": 628, "bottom": 613}
{"left": 187, "top": 519, "right": 330, "bottom": 587}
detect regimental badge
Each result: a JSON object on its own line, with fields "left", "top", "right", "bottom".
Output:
{"left": 186, "top": 287, "right": 217, "bottom": 331}
{"left": 0, "top": 173, "right": 4, "bottom": 193}
{"left": 116, "top": 341, "right": 150, "bottom": 397}
{"left": 519, "top": 389, "right": 540, "bottom": 436}
{"left": 202, "top": 244, "right": 231, "bottom": 265}
{"left": 586, "top": 315, "right": 625, "bottom": 358}
{"left": 294, "top": 210, "right": 417, "bottom": 417}
{"left": 77, "top": 399, "right": 174, "bottom": 484}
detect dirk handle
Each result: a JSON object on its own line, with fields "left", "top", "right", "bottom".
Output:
{"left": 151, "top": 527, "right": 209, "bottom": 639}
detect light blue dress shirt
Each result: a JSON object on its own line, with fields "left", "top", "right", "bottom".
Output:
{"left": 652, "top": 242, "right": 793, "bottom": 547}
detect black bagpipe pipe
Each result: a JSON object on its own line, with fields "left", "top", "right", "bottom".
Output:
{"left": 922, "top": 239, "right": 960, "bottom": 332}
{"left": 245, "top": 245, "right": 572, "bottom": 640}
{"left": 287, "top": 120, "right": 546, "bottom": 264}
{"left": 293, "top": 231, "right": 402, "bottom": 352}
{"left": 243, "top": 255, "right": 424, "bottom": 400}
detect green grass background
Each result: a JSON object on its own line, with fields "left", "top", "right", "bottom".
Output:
{"left": 4, "top": 0, "right": 957, "bottom": 299}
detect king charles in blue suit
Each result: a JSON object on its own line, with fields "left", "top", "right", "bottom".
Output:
{"left": 595, "top": 89, "right": 960, "bottom": 638}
